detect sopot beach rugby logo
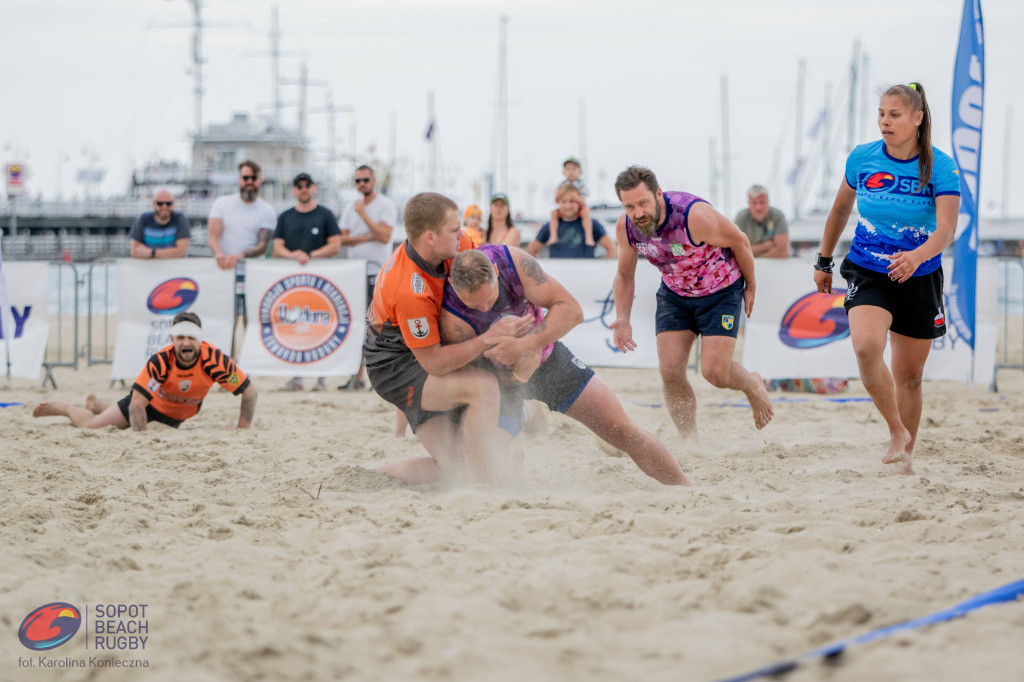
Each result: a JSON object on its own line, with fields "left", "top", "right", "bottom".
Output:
{"left": 19, "top": 603, "right": 82, "bottom": 651}
{"left": 778, "top": 290, "right": 850, "bottom": 349}
{"left": 146, "top": 278, "right": 199, "bottom": 315}
{"left": 259, "top": 273, "right": 352, "bottom": 364}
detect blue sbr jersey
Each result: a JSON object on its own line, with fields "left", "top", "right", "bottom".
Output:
{"left": 844, "top": 140, "right": 960, "bottom": 276}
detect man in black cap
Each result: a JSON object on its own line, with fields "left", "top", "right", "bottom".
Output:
{"left": 272, "top": 173, "right": 342, "bottom": 391}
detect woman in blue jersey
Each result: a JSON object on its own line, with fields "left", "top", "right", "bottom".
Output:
{"left": 814, "top": 83, "right": 960, "bottom": 475}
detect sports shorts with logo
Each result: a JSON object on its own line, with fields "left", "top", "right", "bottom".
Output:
{"left": 497, "top": 342, "right": 595, "bottom": 435}
{"left": 839, "top": 258, "right": 946, "bottom": 339}
{"left": 655, "top": 278, "right": 744, "bottom": 338}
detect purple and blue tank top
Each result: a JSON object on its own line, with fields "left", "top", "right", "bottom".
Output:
{"left": 442, "top": 244, "right": 554, "bottom": 364}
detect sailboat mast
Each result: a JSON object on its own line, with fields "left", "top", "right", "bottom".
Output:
{"left": 428, "top": 91, "right": 437, "bottom": 191}
{"left": 190, "top": 0, "right": 204, "bottom": 174}
{"left": 793, "top": 59, "right": 805, "bottom": 220}
{"left": 498, "top": 15, "right": 509, "bottom": 192}
{"left": 720, "top": 73, "right": 731, "bottom": 217}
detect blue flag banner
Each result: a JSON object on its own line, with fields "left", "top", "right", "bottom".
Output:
{"left": 949, "top": 0, "right": 984, "bottom": 349}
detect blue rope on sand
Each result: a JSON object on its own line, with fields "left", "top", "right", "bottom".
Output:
{"left": 0, "top": 402, "right": 25, "bottom": 408}
{"left": 715, "top": 578, "right": 1024, "bottom": 682}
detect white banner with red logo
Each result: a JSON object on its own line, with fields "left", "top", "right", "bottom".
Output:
{"left": 539, "top": 259, "right": 662, "bottom": 369}
{"left": 742, "top": 259, "right": 997, "bottom": 385}
{"left": 0, "top": 261, "right": 49, "bottom": 379}
{"left": 239, "top": 260, "right": 366, "bottom": 377}
{"left": 112, "top": 259, "right": 235, "bottom": 379}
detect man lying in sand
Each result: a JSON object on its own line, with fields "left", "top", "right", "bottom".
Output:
{"left": 441, "top": 246, "right": 691, "bottom": 486}
{"left": 363, "top": 192, "right": 533, "bottom": 485}
{"left": 34, "top": 312, "right": 257, "bottom": 431}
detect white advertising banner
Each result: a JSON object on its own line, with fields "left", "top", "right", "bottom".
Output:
{"left": 0, "top": 262, "right": 49, "bottom": 379}
{"left": 742, "top": 259, "right": 997, "bottom": 385}
{"left": 112, "top": 259, "right": 235, "bottom": 379}
{"left": 541, "top": 259, "right": 662, "bottom": 369}
{"left": 240, "top": 260, "right": 366, "bottom": 377}
{"left": 921, "top": 259, "right": 997, "bottom": 385}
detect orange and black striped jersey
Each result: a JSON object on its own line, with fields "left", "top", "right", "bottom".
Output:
{"left": 133, "top": 341, "right": 249, "bottom": 421}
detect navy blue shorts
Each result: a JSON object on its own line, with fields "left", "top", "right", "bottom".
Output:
{"left": 839, "top": 258, "right": 946, "bottom": 339}
{"left": 655, "top": 278, "right": 744, "bottom": 338}
{"left": 498, "top": 342, "right": 595, "bottom": 435}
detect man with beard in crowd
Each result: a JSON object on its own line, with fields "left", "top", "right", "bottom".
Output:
{"left": 339, "top": 165, "right": 398, "bottom": 390}
{"left": 207, "top": 160, "right": 277, "bottom": 354}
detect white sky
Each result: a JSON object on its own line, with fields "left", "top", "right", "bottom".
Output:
{"left": 2, "top": 0, "right": 1022, "bottom": 219}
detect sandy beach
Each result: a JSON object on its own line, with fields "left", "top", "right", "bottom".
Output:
{"left": 3, "top": 357, "right": 1024, "bottom": 681}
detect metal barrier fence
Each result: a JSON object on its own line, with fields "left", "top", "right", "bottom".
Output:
{"left": 18, "top": 256, "right": 1024, "bottom": 390}
{"left": 86, "top": 258, "right": 118, "bottom": 366}
{"left": 996, "top": 257, "right": 1024, "bottom": 386}
{"left": 42, "top": 262, "right": 80, "bottom": 389}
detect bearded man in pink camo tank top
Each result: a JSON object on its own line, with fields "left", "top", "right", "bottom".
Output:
{"left": 610, "top": 165, "right": 774, "bottom": 438}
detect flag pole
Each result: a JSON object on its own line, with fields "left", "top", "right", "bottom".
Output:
{"left": 950, "top": 0, "right": 985, "bottom": 387}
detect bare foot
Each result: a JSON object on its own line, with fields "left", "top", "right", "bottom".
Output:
{"left": 33, "top": 400, "right": 69, "bottom": 418}
{"left": 584, "top": 236, "right": 595, "bottom": 246}
{"left": 882, "top": 428, "right": 914, "bottom": 474}
{"left": 881, "top": 428, "right": 912, "bottom": 463}
{"left": 84, "top": 394, "right": 102, "bottom": 414}
{"left": 547, "top": 236, "right": 559, "bottom": 246}
{"left": 744, "top": 372, "right": 774, "bottom": 430}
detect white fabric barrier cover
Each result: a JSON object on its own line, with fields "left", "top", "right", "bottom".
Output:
{"left": 742, "top": 258, "right": 997, "bottom": 385}
{"left": 0, "top": 262, "right": 49, "bottom": 379}
{"left": 240, "top": 260, "right": 366, "bottom": 377}
{"left": 112, "top": 259, "right": 235, "bottom": 379}
{"left": 541, "top": 259, "right": 662, "bottom": 369}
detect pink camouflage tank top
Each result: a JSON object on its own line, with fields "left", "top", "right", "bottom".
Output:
{"left": 624, "top": 191, "right": 741, "bottom": 297}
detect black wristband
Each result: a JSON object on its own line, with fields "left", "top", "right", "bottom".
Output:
{"left": 815, "top": 252, "right": 833, "bottom": 268}
{"left": 150, "top": 248, "right": 156, "bottom": 259}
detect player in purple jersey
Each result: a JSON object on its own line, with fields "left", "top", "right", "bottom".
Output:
{"left": 814, "top": 83, "right": 960, "bottom": 475}
{"left": 441, "top": 245, "right": 691, "bottom": 486}
{"left": 610, "top": 165, "right": 773, "bottom": 439}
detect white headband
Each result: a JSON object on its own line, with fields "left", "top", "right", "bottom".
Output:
{"left": 170, "top": 321, "right": 203, "bottom": 340}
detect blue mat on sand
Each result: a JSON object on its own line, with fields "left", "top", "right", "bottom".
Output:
{"left": 708, "top": 397, "right": 873, "bottom": 408}
{"left": 715, "top": 578, "right": 1024, "bottom": 682}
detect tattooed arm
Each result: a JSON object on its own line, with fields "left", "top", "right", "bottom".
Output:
{"left": 438, "top": 308, "right": 493, "bottom": 372}
{"left": 237, "top": 383, "right": 258, "bottom": 429}
{"left": 482, "top": 247, "right": 583, "bottom": 367}
{"left": 129, "top": 391, "right": 151, "bottom": 432}
{"left": 242, "top": 228, "right": 273, "bottom": 259}
{"left": 439, "top": 308, "right": 477, "bottom": 345}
